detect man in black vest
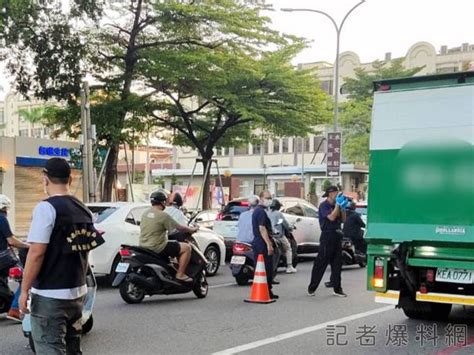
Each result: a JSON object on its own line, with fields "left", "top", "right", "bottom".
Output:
{"left": 20, "top": 158, "right": 103, "bottom": 354}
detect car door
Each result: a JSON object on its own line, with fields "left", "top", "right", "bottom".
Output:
{"left": 281, "top": 200, "right": 309, "bottom": 246}
{"left": 300, "top": 202, "right": 321, "bottom": 244}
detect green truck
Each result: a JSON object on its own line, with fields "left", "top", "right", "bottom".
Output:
{"left": 366, "top": 71, "right": 474, "bottom": 320}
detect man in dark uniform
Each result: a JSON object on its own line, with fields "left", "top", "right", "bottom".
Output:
{"left": 252, "top": 190, "right": 278, "bottom": 299}
{"left": 308, "top": 186, "right": 348, "bottom": 297}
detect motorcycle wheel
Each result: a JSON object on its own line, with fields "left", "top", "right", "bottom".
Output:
{"left": 119, "top": 278, "right": 145, "bottom": 304}
{"left": 235, "top": 274, "right": 250, "bottom": 286}
{"left": 82, "top": 315, "right": 93, "bottom": 334}
{"left": 193, "top": 272, "right": 208, "bottom": 299}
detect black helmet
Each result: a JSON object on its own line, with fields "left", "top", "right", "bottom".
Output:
{"left": 270, "top": 198, "right": 282, "bottom": 211}
{"left": 150, "top": 191, "right": 168, "bottom": 206}
{"left": 172, "top": 192, "right": 183, "bottom": 208}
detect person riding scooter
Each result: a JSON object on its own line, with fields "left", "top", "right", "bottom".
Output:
{"left": 140, "top": 191, "right": 198, "bottom": 282}
{"left": 342, "top": 200, "right": 366, "bottom": 254}
{"left": 268, "top": 199, "right": 297, "bottom": 274}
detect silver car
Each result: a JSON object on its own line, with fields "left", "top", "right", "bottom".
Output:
{"left": 213, "top": 197, "right": 321, "bottom": 254}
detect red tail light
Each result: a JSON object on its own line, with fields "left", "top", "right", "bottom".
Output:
{"left": 233, "top": 243, "right": 252, "bottom": 254}
{"left": 373, "top": 258, "right": 384, "bottom": 288}
{"left": 216, "top": 212, "right": 223, "bottom": 221}
{"left": 9, "top": 267, "right": 23, "bottom": 279}
{"left": 420, "top": 284, "right": 428, "bottom": 294}
{"left": 119, "top": 248, "right": 131, "bottom": 257}
{"left": 426, "top": 269, "right": 434, "bottom": 282}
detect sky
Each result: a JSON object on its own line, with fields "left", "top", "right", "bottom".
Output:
{"left": 1, "top": 0, "right": 473, "bottom": 98}
{"left": 269, "top": 0, "right": 474, "bottom": 64}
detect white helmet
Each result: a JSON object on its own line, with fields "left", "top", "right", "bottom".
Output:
{"left": 0, "top": 194, "right": 12, "bottom": 210}
{"left": 248, "top": 195, "right": 259, "bottom": 207}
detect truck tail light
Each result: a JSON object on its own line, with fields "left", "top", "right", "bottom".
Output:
{"left": 426, "top": 269, "right": 434, "bottom": 283}
{"left": 420, "top": 284, "right": 428, "bottom": 294}
{"left": 373, "top": 258, "right": 384, "bottom": 288}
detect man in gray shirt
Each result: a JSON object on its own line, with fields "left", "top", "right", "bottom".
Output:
{"left": 236, "top": 195, "right": 259, "bottom": 244}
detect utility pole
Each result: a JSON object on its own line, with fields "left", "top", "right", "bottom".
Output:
{"left": 80, "top": 81, "right": 96, "bottom": 202}
{"left": 80, "top": 83, "right": 89, "bottom": 203}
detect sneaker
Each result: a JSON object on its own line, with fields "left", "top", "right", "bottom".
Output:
{"left": 272, "top": 278, "right": 280, "bottom": 285}
{"left": 270, "top": 292, "right": 279, "bottom": 300}
{"left": 307, "top": 290, "right": 316, "bottom": 297}
{"left": 286, "top": 266, "right": 297, "bottom": 274}
{"left": 333, "top": 289, "right": 348, "bottom": 298}
{"left": 6, "top": 308, "right": 22, "bottom": 322}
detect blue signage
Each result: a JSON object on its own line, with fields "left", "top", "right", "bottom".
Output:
{"left": 38, "top": 146, "right": 70, "bottom": 158}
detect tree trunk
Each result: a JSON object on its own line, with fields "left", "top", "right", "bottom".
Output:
{"left": 201, "top": 158, "right": 212, "bottom": 210}
{"left": 102, "top": 144, "right": 119, "bottom": 201}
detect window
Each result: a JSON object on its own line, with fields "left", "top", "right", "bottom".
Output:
{"left": 282, "top": 138, "right": 289, "bottom": 153}
{"left": 305, "top": 137, "right": 311, "bottom": 152}
{"left": 275, "top": 181, "right": 285, "bottom": 196}
{"left": 33, "top": 128, "right": 42, "bottom": 138}
{"left": 284, "top": 204, "right": 305, "bottom": 217}
{"left": 320, "top": 80, "right": 334, "bottom": 95}
{"left": 44, "top": 127, "right": 52, "bottom": 137}
{"left": 88, "top": 206, "right": 119, "bottom": 224}
{"left": 314, "top": 136, "right": 324, "bottom": 153}
{"left": 273, "top": 139, "right": 280, "bottom": 154}
{"left": 0, "top": 110, "right": 4, "bottom": 124}
{"left": 264, "top": 140, "right": 270, "bottom": 154}
{"left": 302, "top": 204, "right": 318, "bottom": 219}
{"left": 254, "top": 179, "right": 266, "bottom": 195}
{"left": 221, "top": 147, "right": 228, "bottom": 156}
{"left": 253, "top": 143, "right": 262, "bottom": 155}
{"left": 235, "top": 145, "right": 248, "bottom": 155}
{"left": 19, "top": 129, "right": 29, "bottom": 137}
{"left": 125, "top": 207, "right": 148, "bottom": 226}
{"left": 0, "top": 130, "right": 4, "bottom": 137}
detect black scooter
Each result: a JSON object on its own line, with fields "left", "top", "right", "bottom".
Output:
{"left": 342, "top": 237, "right": 367, "bottom": 267}
{"left": 112, "top": 238, "right": 209, "bottom": 303}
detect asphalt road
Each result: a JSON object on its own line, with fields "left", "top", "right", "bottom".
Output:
{"left": 2, "top": 260, "right": 474, "bottom": 354}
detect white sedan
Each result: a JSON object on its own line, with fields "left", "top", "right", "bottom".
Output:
{"left": 87, "top": 202, "right": 226, "bottom": 281}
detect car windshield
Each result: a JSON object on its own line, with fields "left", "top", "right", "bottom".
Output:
{"left": 88, "top": 206, "right": 119, "bottom": 223}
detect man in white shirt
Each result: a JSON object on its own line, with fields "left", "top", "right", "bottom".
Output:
{"left": 20, "top": 158, "right": 104, "bottom": 354}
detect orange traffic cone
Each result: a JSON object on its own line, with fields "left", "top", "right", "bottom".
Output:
{"left": 244, "top": 254, "right": 276, "bottom": 304}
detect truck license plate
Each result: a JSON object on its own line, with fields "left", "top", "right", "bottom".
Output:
{"left": 435, "top": 268, "right": 473, "bottom": 284}
{"left": 115, "top": 262, "right": 130, "bottom": 273}
{"left": 230, "top": 256, "right": 246, "bottom": 265}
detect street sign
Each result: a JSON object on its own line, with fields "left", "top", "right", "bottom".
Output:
{"left": 326, "top": 132, "right": 341, "bottom": 177}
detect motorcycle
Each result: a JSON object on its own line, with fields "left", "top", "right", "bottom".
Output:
{"left": 230, "top": 222, "right": 298, "bottom": 286}
{"left": 341, "top": 237, "right": 367, "bottom": 268}
{"left": 0, "top": 266, "right": 21, "bottom": 314}
{"left": 22, "top": 265, "right": 97, "bottom": 353}
{"left": 112, "top": 237, "right": 209, "bottom": 303}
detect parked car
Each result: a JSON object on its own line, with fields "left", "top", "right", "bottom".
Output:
{"left": 87, "top": 202, "right": 226, "bottom": 281}
{"left": 213, "top": 197, "right": 321, "bottom": 256}
{"left": 355, "top": 202, "right": 368, "bottom": 225}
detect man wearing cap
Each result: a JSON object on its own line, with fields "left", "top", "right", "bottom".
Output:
{"left": 19, "top": 158, "right": 104, "bottom": 354}
{"left": 308, "top": 186, "right": 348, "bottom": 297}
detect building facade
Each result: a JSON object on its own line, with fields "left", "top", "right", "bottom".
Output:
{"left": 300, "top": 41, "right": 474, "bottom": 96}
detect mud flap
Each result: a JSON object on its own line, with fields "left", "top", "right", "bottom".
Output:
{"left": 112, "top": 273, "right": 127, "bottom": 287}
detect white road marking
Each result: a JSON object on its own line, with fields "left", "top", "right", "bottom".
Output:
{"left": 212, "top": 305, "right": 394, "bottom": 355}
{"left": 209, "top": 282, "right": 236, "bottom": 289}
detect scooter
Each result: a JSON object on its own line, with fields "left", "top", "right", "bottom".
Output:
{"left": 342, "top": 237, "right": 367, "bottom": 268}
{"left": 112, "top": 237, "right": 209, "bottom": 303}
{"left": 0, "top": 266, "right": 21, "bottom": 314}
{"left": 22, "top": 265, "right": 97, "bottom": 353}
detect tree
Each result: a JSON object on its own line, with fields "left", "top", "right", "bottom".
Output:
{"left": 339, "top": 59, "right": 422, "bottom": 164}
{"left": 1, "top": 0, "right": 329, "bottom": 206}
{"left": 141, "top": 43, "right": 328, "bottom": 207}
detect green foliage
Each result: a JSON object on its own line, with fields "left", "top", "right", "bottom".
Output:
{"left": 340, "top": 60, "right": 423, "bottom": 164}
{"left": 309, "top": 180, "right": 317, "bottom": 194}
{"left": 322, "top": 179, "right": 332, "bottom": 192}
{"left": 1, "top": 0, "right": 329, "bottom": 203}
